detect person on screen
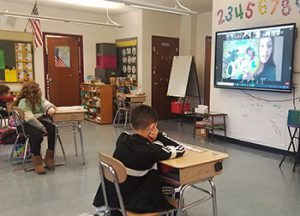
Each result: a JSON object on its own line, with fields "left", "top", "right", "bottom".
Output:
{"left": 242, "top": 37, "right": 276, "bottom": 81}
{"left": 254, "top": 37, "right": 276, "bottom": 81}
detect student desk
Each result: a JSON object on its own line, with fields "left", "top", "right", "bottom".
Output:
{"left": 159, "top": 145, "right": 229, "bottom": 216}
{"left": 125, "top": 94, "right": 146, "bottom": 106}
{"left": 53, "top": 106, "right": 86, "bottom": 165}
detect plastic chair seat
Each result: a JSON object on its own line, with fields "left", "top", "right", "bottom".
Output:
{"left": 98, "top": 153, "right": 178, "bottom": 216}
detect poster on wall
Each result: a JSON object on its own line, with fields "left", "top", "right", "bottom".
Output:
{"left": 15, "top": 42, "right": 34, "bottom": 82}
{"left": 116, "top": 37, "right": 137, "bottom": 86}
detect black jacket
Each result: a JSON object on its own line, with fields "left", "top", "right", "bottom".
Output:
{"left": 93, "top": 131, "right": 185, "bottom": 214}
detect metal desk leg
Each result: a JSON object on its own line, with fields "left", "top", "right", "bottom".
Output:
{"left": 293, "top": 132, "right": 300, "bottom": 172}
{"left": 54, "top": 126, "right": 66, "bottom": 166}
{"left": 57, "top": 134, "right": 66, "bottom": 164}
{"left": 78, "top": 121, "right": 86, "bottom": 165}
{"left": 178, "top": 185, "right": 190, "bottom": 216}
{"left": 211, "top": 116, "right": 215, "bottom": 143}
{"left": 209, "top": 179, "right": 217, "bottom": 216}
{"left": 223, "top": 115, "right": 227, "bottom": 142}
{"left": 73, "top": 125, "right": 78, "bottom": 156}
{"left": 279, "top": 127, "right": 297, "bottom": 168}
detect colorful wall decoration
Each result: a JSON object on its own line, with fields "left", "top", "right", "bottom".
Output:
{"left": 0, "top": 40, "right": 34, "bottom": 82}
{"left": 116, "top": 37, "right": 138, "bottom": 86}
{"left": 217, "top": 0, "right": 300, "bottom": 25}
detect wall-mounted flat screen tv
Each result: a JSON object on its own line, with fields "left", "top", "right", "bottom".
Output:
{"left": 214, "top": 23, "right": 296, "bottom": 93}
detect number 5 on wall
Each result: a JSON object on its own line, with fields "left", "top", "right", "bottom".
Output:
{"left": 245, "top": 2, "right": 256, "bottom": 19}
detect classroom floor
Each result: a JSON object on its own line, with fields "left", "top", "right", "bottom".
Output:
{"left": 0, "top": 120, "right": 299, "bottom": 216}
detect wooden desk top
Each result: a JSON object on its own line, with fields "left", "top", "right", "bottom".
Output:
{"left": 160, "top": 145, "right": 228, "bottom": 169}
{"left": 125, "top": 94, "right": 146, "bottom": 98}
{"left": 193, "top": 112, "right": 227, "bottom": 117}
{"left": 53, "top": 106, "right": 86, "bottom": 122}
{"left": 55, "top": 106, "right": 86, "bottom": 114}
{"left": 159, "top": 145, "right": 229, "bottom": 185}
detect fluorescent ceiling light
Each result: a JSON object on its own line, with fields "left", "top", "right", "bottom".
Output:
{"left": 0, "top": 10, "right": 123, "bottom": 28}
{"left": 48, "top": 0, "right": 124, "bottom": 9}
{"left": 105, "top": 0, "right": 197, "bottom": 15}
{"left": 130, "top": 5, "right": 190, "bottom": 15}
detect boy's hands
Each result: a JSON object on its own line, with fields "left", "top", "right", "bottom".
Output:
{"left": 148, "top": 123, "right": 158, "bottom": 142}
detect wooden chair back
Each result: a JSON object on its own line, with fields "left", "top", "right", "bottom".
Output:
{"left": 99, "top": 153, "right": 127, "bottom": 183}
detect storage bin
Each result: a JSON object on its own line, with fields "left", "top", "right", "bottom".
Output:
{"left": 171, "top": 101, "right": 190, "bottom": 114}
{"left": 96, "top": 55, "right": 117, "bottom": 69}
{"left": 96, "top": 43, "right": 116, "bottom": 56}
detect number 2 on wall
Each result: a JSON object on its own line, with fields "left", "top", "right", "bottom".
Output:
{"left": 217, "top": 9, "right": 225, "bottom": 25}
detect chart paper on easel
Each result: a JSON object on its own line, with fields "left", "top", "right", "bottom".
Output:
{"left": 167, "top": 56, "right": 192, "bottom": 97}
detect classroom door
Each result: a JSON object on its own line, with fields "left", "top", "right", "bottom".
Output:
{"left": 44, "top": 34, "right": 83, "bottom": 106}
{"left": 204, "top": 36, "right": 212, "bottom": 107}
{"left": 152, "top": 36, "right": 179, "bottom": 119}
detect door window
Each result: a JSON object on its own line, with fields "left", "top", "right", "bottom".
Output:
{"left": 55, "top": 46, "right": 70, "bottom": 68}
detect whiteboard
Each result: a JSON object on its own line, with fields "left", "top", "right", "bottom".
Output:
{"left": 167, "top": 56, "right": 192, "bottom": 97}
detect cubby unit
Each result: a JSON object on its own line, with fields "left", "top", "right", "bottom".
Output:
{"left": 80, "top": 83, "right": 113, "bottom": 124}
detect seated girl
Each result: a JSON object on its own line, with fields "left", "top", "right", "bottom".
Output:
{"left": 15, "top": 81, "right": 56, "bottom": 175}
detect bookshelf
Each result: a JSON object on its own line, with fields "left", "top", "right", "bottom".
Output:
{"left": 80, "top": 83, "right": 113, "bottom": 124}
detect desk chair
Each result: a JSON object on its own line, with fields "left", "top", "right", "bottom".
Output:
{"left": 98, "top": 153, "right": 178, "bottom": 216}
{"left": 113, "top": 94, "right": 132, "bottom": 128}
{"left": 10, "top": 107, "right": 66, "bottom": 171}
{"left": 279, "top": 110, "right": 300, "bottom": 172}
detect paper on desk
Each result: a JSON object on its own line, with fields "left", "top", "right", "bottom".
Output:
{"left": 56, "top": 106, "right": 85, "bottom": 111}
{"left": 179, "top": 142, "right": 205, "bottom": 153}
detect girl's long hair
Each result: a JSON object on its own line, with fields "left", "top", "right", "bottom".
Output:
{"left": 15, "top": 81, "right": 41, "bottom": 112}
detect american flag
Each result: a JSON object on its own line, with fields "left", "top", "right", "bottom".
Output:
{"left": 29, "top": 3, "right": 43, "bottom": 49}
{"left": 55, "top": 48, "right": 66, "bottom": 67}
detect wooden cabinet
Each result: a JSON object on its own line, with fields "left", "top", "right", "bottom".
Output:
{"left": 80, "top": 83, "right": 113, "bottom": 124}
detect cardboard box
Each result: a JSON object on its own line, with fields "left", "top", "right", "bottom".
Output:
{"left": 195, "top": 128, "right": 208, "bottom": 138}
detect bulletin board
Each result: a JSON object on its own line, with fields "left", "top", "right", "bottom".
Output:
{"left": 0, "top": 30, "right": 34, "bottom": 83}
{"left": 116, "top": 37, "right": 138, "bottom": 86}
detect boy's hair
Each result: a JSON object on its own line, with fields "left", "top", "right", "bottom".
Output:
{"left": 0, "top": 84, "right": 10, "bottom": 96}
{"left": 131, "top": 105, "right": 158, "bottom": 130}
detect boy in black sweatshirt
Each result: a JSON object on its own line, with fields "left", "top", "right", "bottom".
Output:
{"left": 93, "top": 104, "right": 185, "bottom": 215}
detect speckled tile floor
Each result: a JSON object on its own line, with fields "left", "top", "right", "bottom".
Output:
{"left": 0, "top": 120, "right": 299, "bottom": 216}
